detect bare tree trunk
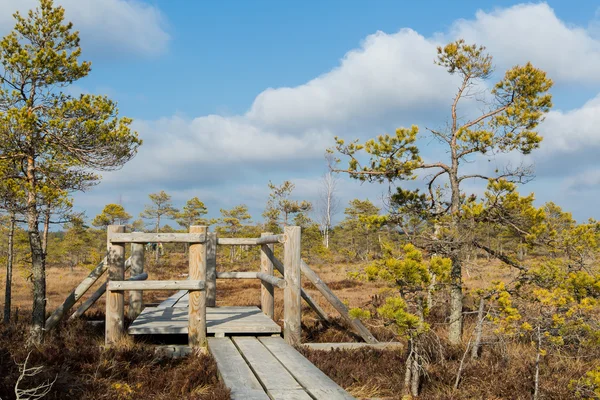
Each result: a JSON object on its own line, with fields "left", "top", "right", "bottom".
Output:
{"left": 471, "top": 297, "right": 486, "bottom": 359}
{"left": 410, "top": 340, "right": 421, "bottom": 397}
{"left": 3, "top": 212, "right": 15, "bottom": 324}
{"left": 533, "top": 326, "right": 542, "bottom": 400}
{"left": 449, "top": 255, "right": 463, "bottom": 345}
{"left": 404, "top": 341, "right": 413, "bottom": 396}
{"left": 27, "top": 156, "right": 46, "bottom": 344}
{"left": 42, "top": 209, "right": 50, "bottom": 256}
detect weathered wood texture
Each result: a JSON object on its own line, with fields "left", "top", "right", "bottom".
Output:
{"left": 217, "top": 238, "right": 258, "bottom": 245}
{"left": 259, "top": 337, "right": 355, "bottom": 399}
{"left": 45, "top": 256, "right": 108, "bottom": 331}
{"left": 206, "top": 232, "right": 217, "bottom": 307}
{"left": 108, "top": 280, "right": 204, "bottom": 291}
{"left": 256, "top": 272, "right": 286, "bottom": 289}
{"left": 109, "top": 232, "right": 206, "bottom": 243}
{"left": 71, "top": 272, "right": 147, "bottom": 320}
{"left": 208, "top": 338, "right": 269, "bottom": 400}
{"left": 300, "top": 259, "right": 377, "bottom": 344}
{"left": 216, "top": 271, "right": 257, "bottom": 279}
{"left": 260, "top": 233, "right": 274, "bottom": 319}
{"left": 302, "top": 342, "right": 403, "bottom": 351}
{"left": 128, "top": 243, "right": 145, "bottom": 319}
{"left": 283, "top": 226, "right": 301, "bottom": 346}
{"left": 105, "top": 225, "right": 126, "bottom": 346}
{"left": 128, "top": 305, "right": 281, "bottom": 335}
{"left": 255, "top": 234, "right": 285, "bottom": 245}
{"left": 188, "top": 226, "right": 207, "bottom": 348}
{"left": 232, "top": 337, "right": 310, "bottom": 399}
{"left": 261, "top": 245, "right": 330, "bottom": 323}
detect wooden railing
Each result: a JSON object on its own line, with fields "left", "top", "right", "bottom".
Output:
{"left": 47, "top": 223, "right": 378, "bottom": 349}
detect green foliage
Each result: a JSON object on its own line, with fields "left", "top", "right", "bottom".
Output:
{"left": 140, "top": 191, "right": 178, "bottom": 232}
{"left": 217, "top": 205, "right": 252, "bottom": 236}
{"left": 571, "top": 366, "right": 600, "bottom": 400}
{"left": 263, "top": 181, "right": 312, "bottom": 231}
{"left": 92, "top": 204, "right": 132, "bottom": 228}
{"left": 174, "top": 197, "right": 210, "bottom": 229}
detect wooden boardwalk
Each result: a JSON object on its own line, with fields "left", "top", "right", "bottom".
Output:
{"left": 209, "top": 337, "right": 354, "bottom": 400}
{"left": 128, "top": 291, "right": 354, "bottom": 399}
{"left": 128, "top": 291, "right": 281, "bottom": 336}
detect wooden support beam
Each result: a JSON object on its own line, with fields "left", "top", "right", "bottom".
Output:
{"left": 216, "top": 271, "right": 258, "bottom": 279}
{"left": 255, "top": 234, "right": 285, "bottom": 245}
{"left": 300, "top": 260, "right": 378, "bottom": 344}
{"left": 188, "top": 226, "right": 207, "bottom": 348}
{"left": 217, "top": 238, "right": 258, "bottom": 245}
{"left": 70, "top": 272, "right": 147, "bottom": 320}
{"left": 106, "top": 225, "right": 126, "bottom": 346}
{"left": 261, "top": 245, "right": 330, "bottom": 323}
{"left": 284, "top": 226, "right": 301, "bottom": 346}
{"left": 45, "top": 256, "right": 110, "bottom": 331}
{"left": 260, "top": 233, "right": 274, "bottom": 319}
{"left": 302, "top": 342, "right": 402, "bottom": 351}
{"left": 206, "top": 232, "right": 217, "bottom": 307}
{"left": 128, "top": 242, "right": 145, "bottom": 319}
{"left": 109, "top": 232, "right": 206, "bottom": 243}
{"left": 257, "top": 272, "right": 286, "bottom": 289}
{"left": 108, "top": 280, "right": 204, "bottom": 291}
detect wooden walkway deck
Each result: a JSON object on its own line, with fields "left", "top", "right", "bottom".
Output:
{"left": 128, "top": 291, "right": 281, "bottom": 336}
{"left": 209, "top": 337, "right": 354, "bottom": 400}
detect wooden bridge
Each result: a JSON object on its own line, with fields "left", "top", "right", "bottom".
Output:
{"left": 44, "top": 225, "right": 384, "bottom": 399}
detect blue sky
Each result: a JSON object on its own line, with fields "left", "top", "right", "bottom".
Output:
{"left": 2, "top": 0, "right": 600, "bottom": 228}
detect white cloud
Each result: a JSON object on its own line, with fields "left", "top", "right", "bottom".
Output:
{"left": 78, "top": 2, "right": 600, "bottom": 222}
{"left": 448, "top": 3, "right": 600, "bottom": 84}
{"left": 539, "top": 94, "right": 600, "bottom": 153}
{"left": 0, "top": 0, "right": 169, "bottom": 56}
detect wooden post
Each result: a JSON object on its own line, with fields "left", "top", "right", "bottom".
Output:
{"left": 188, "top": 225, "right": 207, "bottom": 348}
{"left": 105, "top": 225, "right": 126, "bottom": 346}
{"left": 283, "top": 226, "right": 301, "bottom": 345}
{"left": 206, "top": 232, "right": 217, "bottom": 307}
{"left": 260, "top": 232, "right": 275, "bottom": 319}
{"left": 128, "top": 242, "right": 145, "bottom": 320}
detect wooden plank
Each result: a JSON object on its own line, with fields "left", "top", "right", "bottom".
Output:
{"left": 128, "top": 306, "right": 281, "bottom": 335}
{"left": 232, "top": 337, "right": 306, "bottom": 398}
{"left": 300, "top": 260, "right": 377, "bottom": 343}
{"left": 217, "top": 271, "right": 258, "bottom": 279}
{"left": 157, "top": 290, "right": 188, "bottom": 308}
{"left": 284, "top": 226, "right": 302, "bottom": 346}
{"left": 217, "top": 238, "right": 258, "bottom": 245}
{"left": 108, "top": 280, "right": 204, "bottom": 291}
{"left": 260, "top": 233, "right": 274, "bottom": 319}
{"left": 268, "top": 390, "right": 312, "bottom": 400}
{"left": 303, "top": 342, "right": 403, "bottom": 351}
{"left": 261, "top": 245, "right": 330, "bottom": 323}
{"left": 128, "top": 242, "right": 145, "bottom": 319}
{"left": 106, "top": 225, "right": 126, "bottom": 346}
{"left": 109, "top": 232, "right": 206, "bottom": 243}
{"left": 257, "top": 272, "right": 286, "bottom": 289}
{"left": 255, "top": 234, "right": 285, "bottom": 245}
{"left": 206, "top": 232, "right": 217, "bottom": 307}
{"left": 208, "top": 338, "right": 269, "bottom": 400}
{"left": 188, "top": 226, "right": 207, "bottom": 348}
{"left": 259, "top": 337, "right": 355, "bottom": 399}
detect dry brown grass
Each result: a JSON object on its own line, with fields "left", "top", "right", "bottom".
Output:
{"left": 1, "top": 252, "right": 597, "bottom": 399}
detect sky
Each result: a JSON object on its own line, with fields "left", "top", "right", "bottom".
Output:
{"left": 1, "top": 0, "right": 600, "bottom": 228}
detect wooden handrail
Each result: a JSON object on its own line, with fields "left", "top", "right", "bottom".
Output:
{"left": 256, "top": 272, "right": 286, "bottom": 289}
{"left": 255, "top": 234, "right": 285, "bottom": 245}
{"left": 108, "top": 280, "right": 205, "bottom": 291}
{"left": 109, "top": 232, "right": 207, "bottom": 243}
